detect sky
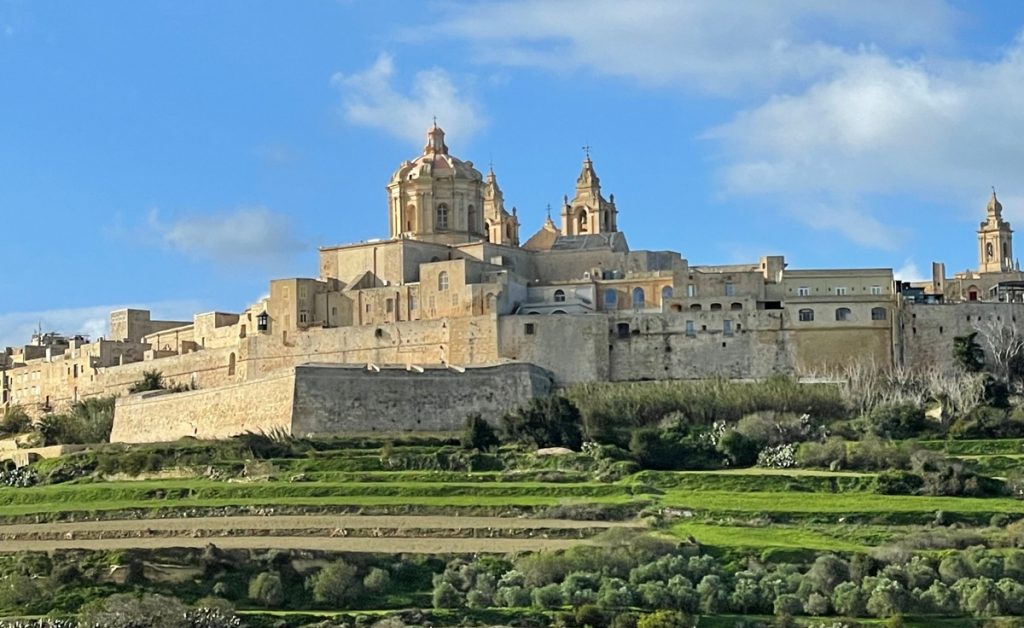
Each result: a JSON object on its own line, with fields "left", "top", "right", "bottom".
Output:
{"left": 3, "top": 0, "right": 1024, "bottom": 346}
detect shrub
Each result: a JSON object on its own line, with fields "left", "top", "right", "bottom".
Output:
{"left": 502, "top": 396, "right": 584, "bottom": 450}
{"left": 37, "top": 397, "right": 115, "bottom": 445}
{"left": 717, "top": 430, "right": 759, "bottom": 467}
{"left": 637, "top": 610, "right": 690, "bottom": 628}
{"left": 774, "top": 593, "right": 803, "bottom": 617}
{"left": 309, "top": 559, "right": 360, "bottom": 606}
{"left": 874, "top": 470, "right": 924, "bottom": 495}
{"left": 363, "top": 567, "right": 391, "bottom": 594}
{"left": 79, "top": 593, "right": 189, "bottom": 628}
{"left": 0, "top": 406, "right": 31, "bottom": 436}
{"left": 432, "top": 581, "right": 463, "bottom": 609}
{"left": 575, "top": 604, "right": 607, "bottom": 628}
{"left": 128, "top": 370, "right": 165, "bottom": 393}
{"left": 532, "top": 583, "right": 565, "bottom": 609}
{"left": 865, "top": 403, "right": 927, "bottom": 439}
{"left": 248, "top": 571, "right": 284, "bottom": 607}
{"left": 629, "top": 429, "right": 719, "bottom": 471}
{"left": 757, "top": 443, "right": 796, "bottom": 469}
{"left": 568, "top": 377, "right": 844, "bottom": 435}
{"left": 461, "top": 413, "right": 499, "bottom": 451}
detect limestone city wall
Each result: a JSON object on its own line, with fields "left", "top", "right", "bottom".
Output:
{"left": 290, "top": 363, "right": 552, "bottom": 435}
{"left": 111, "top": 370, "right": 296, "bottom": 443}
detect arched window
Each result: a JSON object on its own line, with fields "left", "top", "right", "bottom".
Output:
{"left": 552, "top": 310, "right": 567, "bottom": 315}
{"left": 730, "top": 302, "right": 743, "bottom": 311}
{"left": 576, "top": 209, "right": 588, "bottom": 233}
{"left": 438, "top": 271, "right": 449, "bottom": 291}
{"left": 871, "top": 307, "right": 887, "bottom": 321}
{"left": 227, "top": 352, "right": 236, "bottom": 376}
{"left": 506, "top": 223, "right": 513, "bottom": 240}
{"left": 553, "top": 289, "right": 566, "bottom": 303}
{"left": 986, "top": 242, "right": 994, "bottom": 259}
{"left": 632, "top": 287, "right": 645, "bottom": 308}
{"left": 835, "top": 307, "right": 852, "bottom": 321}
{"left": 690, "top": 304, "right": 701, "bottom": 311}
{"left": 436, "top": 203, "right": 449, "bottom": 229}
{"left": 710, "top": 303, "right": 722, "bottom": 311}
{"left": 604, "top": 290, "right": 618, "bottom": 308}
{"left": 604, "top": 210, "right": 610, "bottom": 226}
{"left": 798, "top": 308, "right": 814, "bottom": 322}
{"left": 467, "top": 205, "right": 477, "bottom": 232}
{"left": 661, "top": 286, "right": 673, "bottom": 301}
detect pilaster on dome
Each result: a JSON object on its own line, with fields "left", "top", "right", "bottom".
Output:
{"left": 424, "top": 122, "right": 448, "bottom": 155}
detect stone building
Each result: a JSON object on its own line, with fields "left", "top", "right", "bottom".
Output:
{"left": 1, "top": 125, "right": 1018, "bottom": 442}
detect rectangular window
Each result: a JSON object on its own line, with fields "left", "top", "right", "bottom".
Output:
{"left": 798, "top": 286, "right": 810, "bottom": 296}
{"left": 835, "top": 287, "right": 848, "bottom": 295}
{"left": 724, "top": 283, "right": 735, "bottom": 297}
{"left": 299, "top": 286, "right": 308, "bottom": 300}
{"left": 723, "top": 319, "right": 733, "bottom": 336}
{"left": 410, "top": 295, "right": 418, "bottom": 310}
{"left": 299, "top": 311, "right": 308, "bottom": 324}
{"left": 687, "top": 284, "right": 697, "bottom": 298}
{"left": 870, "top": 285, "right": 883, "bottom": 295}
{"left": 364, "top": 304, "right": 370, "bottom": 313}
{"left": 524, "top": 323, "right": 536, "bottom": 335}
{"left": 386, "top": 299, "right": 394, "bottom": 313}
{"left": 685, "top": 320, "right": 695, "bottom": 337}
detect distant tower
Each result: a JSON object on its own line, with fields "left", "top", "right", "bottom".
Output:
{"left": 482, "top": 166, "right": 520, "bottom": 246}
{"left": 560, "top": 147, "right": 618, "bottom": 236}
{"left": 978, "top": 189, "right": 1014, "bottom": 273}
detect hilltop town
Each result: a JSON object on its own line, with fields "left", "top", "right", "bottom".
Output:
{"left": 3, "top": 124, "right": 1023, "bottom": 443}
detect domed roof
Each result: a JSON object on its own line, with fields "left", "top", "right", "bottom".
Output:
{"left": 389, "top": 124, "right": 482, "bottom": 185}
{"left": 988, "top": 189, "right": 1003, "bottom": 214}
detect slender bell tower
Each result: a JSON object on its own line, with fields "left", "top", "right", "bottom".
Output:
{"left": 560, "top": 146, "right": 618, "bottom": 236}
{"left": 978, "top": 189, "right": 1014, "bottom": 274}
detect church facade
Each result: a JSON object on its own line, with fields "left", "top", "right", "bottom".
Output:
{"left": 1, "top": 126, "right": 1019, "bottom": 442}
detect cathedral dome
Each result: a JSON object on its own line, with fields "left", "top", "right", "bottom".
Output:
{"left": 389, "top": 124, "right": 483, "bottom": 185}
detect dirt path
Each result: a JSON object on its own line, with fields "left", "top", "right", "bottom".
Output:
{"left": 0, "top": 536, "right": 587, "bottom": 553}
{"left": 0, "top": 514, "right": 640, "bottom": 536}
{"left": 0, "top": 514, "right": 643, "bottom": 554}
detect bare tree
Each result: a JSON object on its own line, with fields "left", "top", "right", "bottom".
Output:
{"left": 974, "top": 316, "right": 1024, "bottom": 385}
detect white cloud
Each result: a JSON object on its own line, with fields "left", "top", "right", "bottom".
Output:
{"left": 331, "top": 53, "right": 486, "bottom": 145}
{"left": 895, "top": 259, "right": 928, "bottom": 283}
{"left": 427, "top": 0, "right": 957, "bottom": 93}
{"left": 0, "top": 300, "right": 204, "bottom": 348}
{"left": 148, "top": 207, "right": 304, "bottom": 265}
{"left": 708, "top": 35, "right": 1024, "bottom": 245}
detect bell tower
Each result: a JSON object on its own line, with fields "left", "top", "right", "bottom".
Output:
{"left": 560, "top": 147, "right": 618, "bottom": 236}
{"left": 978, "top": 189, "right": 1014, "bottom": 274}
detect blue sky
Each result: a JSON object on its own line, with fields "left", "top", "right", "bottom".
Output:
{"left": 3, "top": 0, "right": 1024, "bottom": 345}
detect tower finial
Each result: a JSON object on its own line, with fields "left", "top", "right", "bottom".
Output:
{"left": 582, "top": 143, "right": 591, "bottom": 160}
{"left": 432, "top": 115, "right": 437, "bottom": 128}
{"left": 546, "top": 203, "right": 552, "bottom": 220}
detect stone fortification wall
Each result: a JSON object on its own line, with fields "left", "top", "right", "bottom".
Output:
{"left": 498, "top": 315, "right": 610, "bottom": 384}
{"left": 290, "top": 363, "right": 552, "bottom": 435}
{"left": 900, "top": 302, "right": 1024, "bottom": 373}
{"left": 111, "top": 371, "right": 295, "bottom": 443}
{"left": 241, "top": 315, "right": 500, "bottom": 380}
